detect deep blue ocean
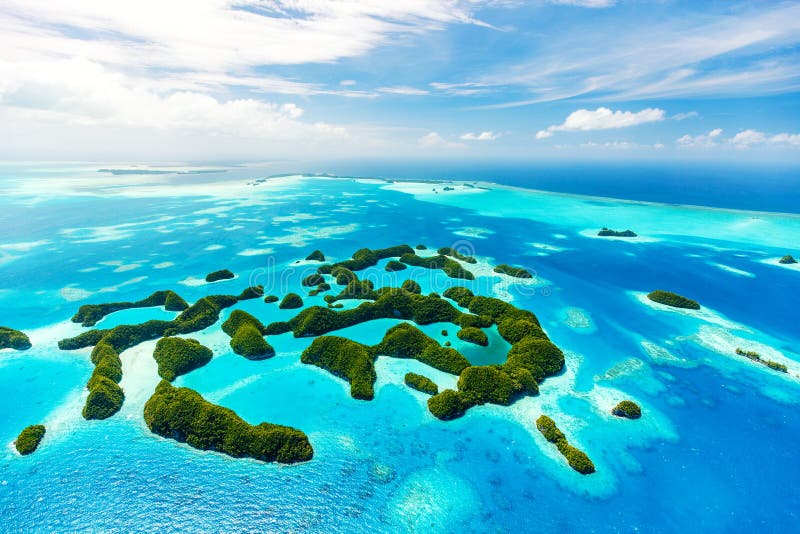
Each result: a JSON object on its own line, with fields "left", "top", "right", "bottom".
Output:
{"left": 0, "top": 163, "right": 798, "bottom": 532}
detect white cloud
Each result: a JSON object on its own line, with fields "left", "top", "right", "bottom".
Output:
{"left": 673, "top": 111, "right": 699, "bottom": 121}
{"left": 460, "top": 131, "right": 499, "bottom": 141}
{"left": 418, "top": 132, "right": 464, "bottom": 149}
{"left": 340, "top": 80, "right": 357, "bottom": 86}
{"left": 731, "top": 130, "right": 800, "bottom": 149}
{"left": 536, "top": 107, "right": 664, "bottom": 138}
{"left": 676, "top": 128, "right": 723, "bottom": 148}
{"left": 377, "top": 86, "right": 430, "bottom": 96}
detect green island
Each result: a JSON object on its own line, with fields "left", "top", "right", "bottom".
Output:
{"left": 493, "top": 264, "right": 533, "bottom": 279}
{"left": 779, "top": 254, "right": 797, "bottom": 264}
{"left": 385, "top": 260, "right": 407, "bottom": 272}
{"left": 536, "top": 415, "right": 595, "bottom": 474}
{"left": 416, "top": 244, "right": 427, "bottom": 250}
{"left": 735, "top": 348, "right": 788, "bottom": 373}
{"left": 326, "top": 245, "right": 414, "bottom": 272}
{"left": 308, "top": 282, "right": 331, "bottom": 296}
{"left": 399, "top": 253, "right": 475, "bottom": 280}
{"left": 153, "top": 337, "right": 213, "bottom": 381}
{"left": 263, "top": 295, "right": 279, "bottom": 304}
{"left": 598, "top": 228, "right": 637, "bottom": 237}
{"left": 222, "top": 310, "right": 275, "bottom": 359}
{"left": 0, "top": 326, "right": 32, "bottom": 351}
{"left": 144, "top": 380, "right": 313, "bottom": 464}
{"left": 306, "top": 250, "right": 325, "bottom": 262}
{"left": 457, "top": 327, "right": 489, "bottom": 346}
{"left": 647, "top": 290, "right": 700, "bottom": 310}
{"left": 237, "top": 285, "right": 264, "bottom": 300}
{"left": 438, "top": 247, "right": 478, "bottom": 264}
{"left": 612, "top": 400, "right": 642, "bottom": 419}
{"left": 205, "top": 269, "right": 235, "bottom": 283}
{"left": 15, "top": 424, "right": 46, "bottom": 455}
{"left": 279, "top": 293, "right": 304, "bottom": 309}
{"left": 404, "top": 372, "right": 438, "bottom": 395}
{"left": 302, "top": 273, "right": 325, "bottom": 287}
{"left": 71, "top": 290, "right": 189, "bottom": 327}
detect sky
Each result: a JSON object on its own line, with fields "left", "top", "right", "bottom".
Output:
{"left": 1, "top": 0, "right": 799, "bottom": 163}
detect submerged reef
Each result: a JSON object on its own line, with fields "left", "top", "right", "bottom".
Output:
{"left": 15, "top": 425, "right": 46, "bottom": 455}
{"left": 536, "top": 415, "right": 595, "bottom": 474}
{"left": 598, "top": 228, "right": 637, "bottom": 238}
{"left": 404, "top": 372, "right": 439, "bottom": 395}
{"left": 647, "top": 290, "right": 700, "bottom": 310}
{"left": 71, "top": 290, "right": 189, "bottom": 327}
{"left": 279, "top": 293, "right": 304, "bottom": 309}
{"left": 205, "top": 269, "right": 235, "bottom": 283}
{"left": 612, "top": 400, "right": 642, "bottom": 419}
{"left": 153, "top": 337, "right": 213, "bottom": 381}
{"left": 144, "top": 381, "right": 313, "bottom": 464}
{"left": 305, "top": 250, "right": 325, "bottom": 262}
{"left": 493, "top": 264, "right": 533, "bottom": 279}
{"left": 735, "top": 348, "right": 788, "bottom": 373}
{"left": 779, "top": 255, "right": 797, "bottom": 264}
{"left": 0, "top": 326, "right": 32, "bottom": 350}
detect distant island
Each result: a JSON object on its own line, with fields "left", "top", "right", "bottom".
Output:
{"left": 15, "top": 425, "right": 45, "bottom": 455}
{"left": 0, "top": 326, "right": 32, "bottom": 351}
{"left": 205, "top": 269, "right": 235, "bottom": 283}
{"left": 735, "top": 348, "right": 788, "bottom": 373}
{"left": 779, "top": 255, "right": 797, "bottom": 264}
{"left": 598, "top": 228, "right": 637, "bottom": 238}
{"left": 647, "top": 290, "right": 700, "bottom": 310}
{"left": 612, "top": 400, "right": 642, "bottom": 419}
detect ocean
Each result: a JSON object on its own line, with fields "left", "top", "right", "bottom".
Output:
{"left": 0, "top": 163, "right": 798, "bottom": 532}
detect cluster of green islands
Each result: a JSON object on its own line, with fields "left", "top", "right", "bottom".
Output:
{"left": 11, "top": 242, "right": 657, "bottom": 474}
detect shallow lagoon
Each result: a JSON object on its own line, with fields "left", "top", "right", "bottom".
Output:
{"left": 1, "top": 165, "right": 799, "bottom": 532}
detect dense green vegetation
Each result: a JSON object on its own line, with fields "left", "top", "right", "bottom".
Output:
{"left": 222, "top": 310, "right": 274, "bottom": 359}
{"left": 427, "top": 389, "right": 467, "bottom": 420}
{"left": 279, "top": 293, "right": 304, "bottom": 309}
{"left": 71, "top": 290, "right": 190, "bottom": 327}
{"left": 416, "top": 244, "right": 427, "bottom": 250}
{"left": 83, "top": 375, "right": 125, "bottom": 420}
{"left": 457, "top": 327, "right": 488, "bottom": 346}
{"left": 735, "top": 348, "right": 788, "bottom": 373}
{"left": 401, "top": 280, "right": 421, "bottom": 294}
{"left": 15, "top": 425, "right": 45, "bottom": 455}
{"left": 647, "top": 290, "right": 700, "bottom": 310}
{"left": 404, "top": 372, "right": 438, "bottom": 395}
{"left": 612, "top": 400, "right": 642, "bottom": 419}
{"left": 493, "top": 264, "right": 533, "bottom": 279}
{"left": 385, "top": 260, "right": 407, "bottom": 272}
{"left": 0, "top": 326, "right": 32, "bottom": 350}
{"left": 306, "top": 250, "right": 325, "bottom": 262}
{"left": 536, "top": 415, "right": 595, "bottom": 474}
{"left": 331, "top": 245, "right": 415, "bottom": 272}
{"left": 375, "top": 323, "right": 470, "bottom": 375}
{"left": 222, "top": 310, "right": 267, "bottom": 336}
{"left": 153, "top": 337, "right": 213, "bottom": 381}
{"left": 779, "top": 255, "right": 797, "bottom": 264}
{"left": 307, "top": 283, "right": 331, "bottom": 296}
{"left": 437, "top": 247, "right": 477, "bottom": 264}
{"left": 301, "top": 337, "right": 377, "bottom": 400}
{"left": 302, "top": 274, "right": 325, "bottom": 287}
{"left": 144, "top": 381, "right": 313, "bottom": 463}
{"left": 205, "top": 269, "right": 235, "bottom": 283}
{"left": 598, "top": 228, "right": 637, "bottom": 237}
{"left": 263, "top": 295, "right": 279, "bottom": 304}
{"left": 237, "top": 285, "right": 264, "bottom": 300}
{"left": 399, "top": 253, "right": 475, "bottom": 280}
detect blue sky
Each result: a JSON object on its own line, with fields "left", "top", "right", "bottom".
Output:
{"left": 1, "top": 0, "right": 798, "bottom": 162}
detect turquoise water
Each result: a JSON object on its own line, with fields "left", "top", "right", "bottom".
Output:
{"left": 1, "top": 164, "right": 799, "bottom": 532}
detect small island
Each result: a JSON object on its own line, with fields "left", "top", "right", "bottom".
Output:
{"left": 15, "top": 424, "right": 45, "bottom": 455}
{"left": 144, "top": 381, "right": 313, "bottom": 464}
{"left": 779, "top": 255, "right": 797, "bottom": 264}
{"left": 735, "top": 348, "right": 788, "bottom": 373}
{"left": 385, "top": 260, "right": 407, "bottom": 272}
{"left": 305, "top": 250, "right": 325, "bottom": 262}
{"left": 405, "top": 372, "right": 438, "bottom": 395}
{"left": 612, "top": 400, "right": 642, "bottom": 419}
{"left": 457, "top": 327, "right": 489, "bottom": 346}
{"left": 0, "top": 326, "right": 32, "bottom": 351}
{"left": 222, "top": 310, "right": 275, "bottom": 359}
{"left": 302, "top": 273, "right": 325, "bottom": 287}
{"left": 263, "top": 295, "right": 279, "bottom": 304}
{"left": 598, "top": 228, "right": 637, "bottom": 238}
{"left": 153, "top": 337, "right": 213, "bottom": 381}
{"left": 205, "top": 269, "right": 235, "bottom": 283}
{"left": 536, "top": 415, "right": 595, "bottom": 474}
{"left": 301, "top": 336, "right": 376, "bottom": 400}
{"left": 493, "top": 264, "right": 533, "bottom": 279}
{"left": 71, "top": 290, "right": 189, "bottom": 327}
{"left": 647, "top": 290, "right": 700, "bottom": 310}
{"left": 279, "top": 293, "right": 304, "bottom": 309}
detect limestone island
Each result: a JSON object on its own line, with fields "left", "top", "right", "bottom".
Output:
{"left": 15, "top": 424, "right": 45, "bottom": 455}
{"left": 405, "top": 372, "right": 439, "bottom": 395}
{"left": 457, "top": 327, "right": 489, "bottom": 346}
{"left": 263, "top": 295, "right": 279, "bottom": 304}
{"left": 536, "top": 415, "right": 595, "bottom": 474}
{"left": 306, "top": 250, "right": 325, "bottom": 262}
{"left": 598, "top": 228, "right": 637, "bottom": 238}
{"left": 222, "top": 310, "right": 275, "bottom": 359}
{"left": 71, "top": 290, "right": 189, "bottom": 327}
{"left": 493, "top": 264, "right": 533, "bottom": 278}
{"left": 779, "top": 255, "right": 797, "bottom": 264}
{"left": 0, "top": 326, "right": 32, "bottom": 351}
{"left": 153, "top": 337, "right": 213, "bottom": 381}
{"left": 735, "top": 348, "right": 788, "bottom": 373}
{"left": 612, "top": 400, "right": 642, "bottom": 419}
{"left": 279, "top": 293, "right": 304, "bottom": 309}
{"left": 647, "top": 290, "right": 700, "bottom": 310}
{"left": 385, "top": 260, "right": 407, "bottom": 272}
{"left": 144, "top": 381, "right": 313, "bottom": 464}
{"left": 205, "top": 269, "right": 235, "bottom": 283}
